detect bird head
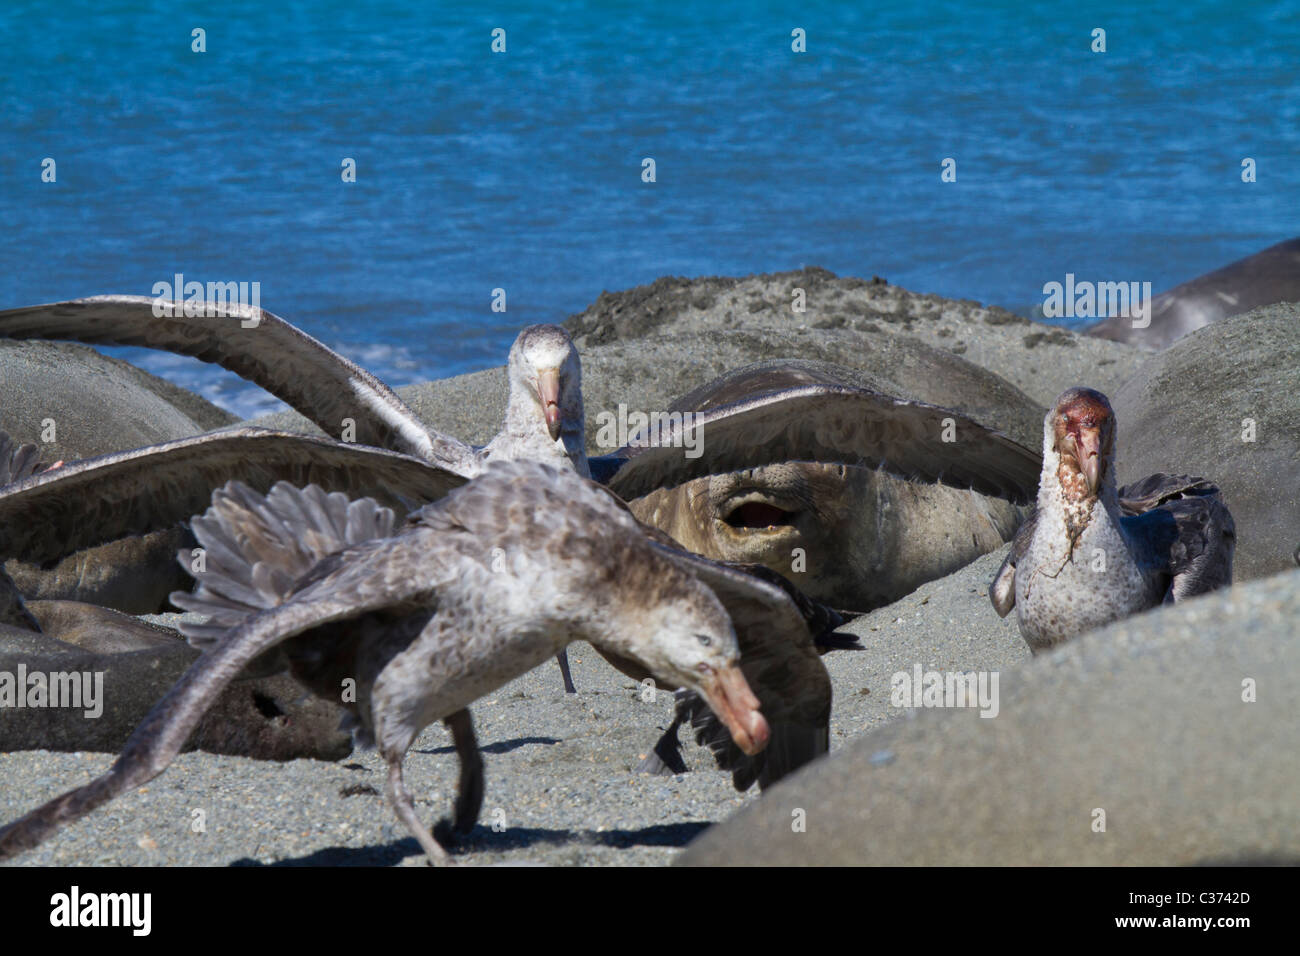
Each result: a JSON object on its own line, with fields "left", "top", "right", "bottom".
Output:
{"left": 598, "top": 568, "right": 770, "bottom": 758}
{"left": 507, "top": 324, "right": 583, "bottom": 442}
{"left": 1049, "top": 387, "right": 1116, "bottom": 503}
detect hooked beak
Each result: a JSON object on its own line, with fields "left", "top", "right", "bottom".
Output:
{"left": 1060, "top": 427, "right": 1103, "bottom": 495}
{"left": 537, "top": 368, "right": 563, "bottom": 441}
{"left": 698, "top": 663, "right": 770, "bottom": 756}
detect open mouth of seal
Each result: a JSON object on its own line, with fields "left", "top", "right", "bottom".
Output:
{"left": 720, "top": 493, "right": 801, "bottom": 531}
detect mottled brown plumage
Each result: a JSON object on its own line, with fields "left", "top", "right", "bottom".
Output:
{"left": 0, "top": 462, "right": 771, "bottom": 865}
{"left": 0, "top": 300, "right": 591, "bottom": 690}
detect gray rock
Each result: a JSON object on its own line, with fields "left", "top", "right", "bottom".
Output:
{"left": 564, "top": 268, "right": 1143, "bottom": 407}
{"left": 1113, "top": 303, "right": 1300, "bottom": 581}
{"left": 679, "top": 565, "right": 1300, "bottom": 866}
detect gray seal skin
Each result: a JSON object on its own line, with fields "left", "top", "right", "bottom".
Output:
{"left": 1111, "top": 302, "right": 1300, "bottom": 582}
{"left": 619, "top": 360, "right": 1038, "bottom": 612}
{"left": 678, "top": 563, "right": 1300, "bottom": 867}
{"left": 633, "top": 461, "right": 1022, "bottom": 612}
{"left": 0, "top": 338, "right": 237, "bottom": 612}
{"left": 0, "top": 602, "right": 352, "bottom": 761}
{"left": 1087, "top": 236, "right": 1300, "bottom": 350}
{"left": 5, "top": 531, "right": 193, "bottom": 614}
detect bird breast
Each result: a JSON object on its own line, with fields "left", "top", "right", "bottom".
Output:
{"left": 1016, "top": 502, "right": 1150, "bottom": 649}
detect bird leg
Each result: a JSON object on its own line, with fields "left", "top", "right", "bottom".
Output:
{"left": 635, "top": 715, "right": 687, "bottom": 776}
{"left": 432, "top": 708, "right": 483, "bottom": 845}
{"left": 555, "top": 648, "right": 577, "bottom": 693}
{"left": 385, "top": 754, "right": 452, "bottom": 866}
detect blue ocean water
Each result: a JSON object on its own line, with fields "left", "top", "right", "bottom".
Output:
{"left": 3, "top": 1, "right": 1298, "bottom": 418}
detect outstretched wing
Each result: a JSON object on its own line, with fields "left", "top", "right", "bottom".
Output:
{"left": 170, "top": 480, "right": 401, "bottom": 652}
{"left": 594, "top": 383, "right": 1041, "bottom": 504}
{"left": 0, "top": 428, "right": 464, "bottom": 565}
{"left": 0, "top": 296, "right": 478, "bottom": 474}
{"left": 0, "top": 527, "right": 452, "bottom": 860}
{"left": 1119, "top": 474, "right": 1236, "bottom": 602}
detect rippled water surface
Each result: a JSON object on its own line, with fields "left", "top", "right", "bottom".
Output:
{"left": 3, "top": 1, "right": 1297, "bottom": 416}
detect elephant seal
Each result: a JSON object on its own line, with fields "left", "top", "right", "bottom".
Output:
{"left": 0, "top": 602, "right": 353, "bottom": 761}
{"left": 612, "top": 360, "right": 1041, "bottom": 612}
{"left": 1112, "top": 302, "right": 1300, "bottom": 581}
{"left": 1087, "top": 236, "right": 1300, "bottom": 350}
{"left": 632, "top": 459, "right": 1024, "bottom": 612}
{"left": 0, "top": 338, "right": 237, "bottom": 611}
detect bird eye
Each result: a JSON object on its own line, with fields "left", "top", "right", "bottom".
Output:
{"left": 695, "top": 633, "right": 712, "bottom": 647}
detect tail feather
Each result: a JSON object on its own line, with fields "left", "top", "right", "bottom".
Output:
{"left": 170, "top": 481, "right": 396, "bottom": 650}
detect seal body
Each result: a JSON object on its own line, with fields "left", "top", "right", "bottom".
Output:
{"left": 631, "top": 460, "right": 1024, "bottom": 611}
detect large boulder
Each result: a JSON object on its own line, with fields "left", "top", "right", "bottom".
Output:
{"left": 1113, "top": 303, "right": 1300, "bottom": 581}
{"left": 679, "top": 565, "right": 1300, "bottom": 866}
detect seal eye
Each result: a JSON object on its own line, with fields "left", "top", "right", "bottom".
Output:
{"left": 695, "top": 633, "right": 712, "bottom": 647}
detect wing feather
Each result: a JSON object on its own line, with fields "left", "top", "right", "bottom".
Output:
{"left": 0, "top": 296, "right": 478, "bottom": 473}
{"left": 0, "top": 529, "right": 450, "bottom": 860}
{"left": 0, "top": 428, "right": 464, "bottom": 565}
{"left": 647, "top": 540, "right": 835, "bottom": 790}
{"left": 1119, "top": 474, "right": 1235, "bottom": 602}
{"left": 597, "top": 384, "right": 1040, "bottom": 504}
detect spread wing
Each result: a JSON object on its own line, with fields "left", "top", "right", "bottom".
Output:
{"left": 0, "top": 527, "right": 453, "bottom": 860}
{"left": 0, "top": 296, "right": 478, "bottom": 474}
{"left": 0, "top": 428, "right": 464, "bottom": 565}
{"left": 1119, "top": 474, "right": 1236, "bottom": 602}
{"left": 594, "top": 383, "right": 1041, "bottom": 505}
{"left": 648, "top": 540, "right": 836, "bottom": 791}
